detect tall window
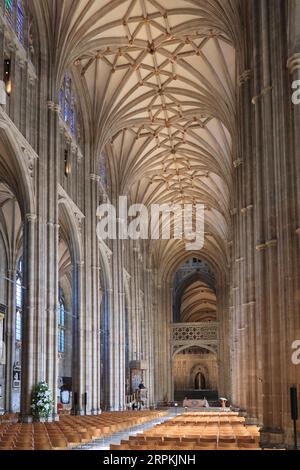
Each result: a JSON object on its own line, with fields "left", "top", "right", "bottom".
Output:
{"left": 16, "top": 0, "right": 24, "bottom": 45}
{"left": 59, "top": 74, "right": 77, "bottom": 137}
{"left": 15, "top": 259, "right": 23, "bottom": 342}
{"left": 5, "top": 0, "right": 13, "bottom": 26}
{"left": 4, "top": 0, "right": 25, "bottom": 46}
{"left": 99, "top": 154, "right": 107, "bottom": 188}
{"left": 58, "top": 289, "right": 65, "bottom": 353}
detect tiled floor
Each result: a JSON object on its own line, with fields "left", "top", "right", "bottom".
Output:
{"left": 73, "top": 410, "right": 177, "bottom": 451}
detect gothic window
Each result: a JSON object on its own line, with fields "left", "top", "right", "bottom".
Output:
{"left": 15, "top": 259, "right": 23, "bottom": 342}
{"left": 4, "top": 0, "right": 25, "bottom": 46}
{"left": 59, "top": 74, "right": 77, "bottom": 138}
{"left": 99, "top": 154, "right": 107, "bottom": 188}
{"left": 16, "top": 1, "right": 24, "bottom": 44}
{"left": 58, "top": 289, "right": 65, "bottom": 353}
{"left": 5, "top": 0, "right": 13, "bottom": 26}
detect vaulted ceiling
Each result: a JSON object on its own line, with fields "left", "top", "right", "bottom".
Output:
{"left": 33, "top": 0, "right": 241, "bottom": 274}
{"left": 180, "top": 280, "right": 217, "bottom": 323}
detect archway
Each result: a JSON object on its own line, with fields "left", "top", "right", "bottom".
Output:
{"left": 57, "top": 229, "right": 74, "bottom": 413}
{"left": 124, "top": 276, "right": 131, "bottom": 403}
{"left": 0, "top": 122, "right": 36, "bottom": 417}
{"left": 57, "top": 198, "right": 83, "bottom": 414}
{"left": 171, "top": 258, "right": 219, "bottom": 404}
{"left": 0, "top": 183, "right": 23, "bottom": 413}
{"left": 172, "top": 345, "right": 218, "bottom": 403}
{"left": 98, "top": 242, "right": 112, "bottom": 411}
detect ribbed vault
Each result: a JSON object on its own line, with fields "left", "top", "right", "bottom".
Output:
{"left": 31, "top": 0, "right": 240, "bottom": 272}
{"left": 180, "top": 281, "right": 217, "bottom": 323}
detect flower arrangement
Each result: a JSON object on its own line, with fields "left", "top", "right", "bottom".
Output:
{"left": 31, "top": 381, "right": 53, "bottom": 419}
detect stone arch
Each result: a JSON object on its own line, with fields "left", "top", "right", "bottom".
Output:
{"left": 58, "top": 197, "right": 83, "bottom": 266}
{"left": 172, "top": 342, "right": 217, "bottom": 360}
{"left": 0, "top": 125, "right": 36, "bottom": 217}
{"left": 0, "top": 124, "right": 37, "bottom": 416}
{"left": 123, "top": 271, "right": 131, "bottom": 397}
{"left": 98, "top": 240, "right": 113, "bottom": 410}
{"left": 58, "top": 195, "right": 84, "bottom": 413}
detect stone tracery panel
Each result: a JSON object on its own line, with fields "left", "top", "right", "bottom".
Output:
{"left": 171, "top": 322, "right": 218, "bottom": 356}
{"left": 172, "top": 322, "right": 218, "bottom": 342}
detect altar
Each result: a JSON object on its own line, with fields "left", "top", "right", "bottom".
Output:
{"left": 183, "top": 398, "right": 209, "bottom": 408}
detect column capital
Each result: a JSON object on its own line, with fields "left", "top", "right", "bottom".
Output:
{"left": 90, "top": 173, "right": 100, "bottom": 182}
{"left": 251, "top": 86, "right": 273, "bottom": 105}
{"left": 287, "top": 53, "right": 300, "bottom": 74}
{"left": 266, "top": 239, "right": 277, "bottom": 248}
{"left": 47, "top": 101, "right": 55, "bottom": 111}
{"left": 25, "top": 214, "right": 37, "bottom": 223}
{"left": 238, "top": 69, "right": 252, "bottom": 87}
{"left": 256, "top": 243, "right": 266, "bottom": 252}
{"left": 233, "top": 159, "right": 243, "bottom": 168}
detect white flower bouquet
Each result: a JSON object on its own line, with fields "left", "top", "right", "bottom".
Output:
{"left": 31, "top": 381, "right": 54, "bottom": 419}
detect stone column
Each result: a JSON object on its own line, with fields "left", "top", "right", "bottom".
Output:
{"left": 286, "top": 53, "right": 300, "bottom": 447}
{"left": 5, "top": 268, "right": 16, "bottom": 412}
{"left": 287, "top": 54, "right": 300, "bottom": 227}
{"left": 44, "top": 101, "right": 60, "bottom": 421}
{"left": 109, "top": 235, "right": 126, "bottom": 411}
{"left": 20, "top": 213, "right": 37, "bottom": 420}
{"left": 73, "top": 261, "right": 84, "bottom": 414}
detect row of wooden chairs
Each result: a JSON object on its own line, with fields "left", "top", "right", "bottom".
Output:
{"left": 110, "top": 413, "right": 261, "bottom": 451}
{"left": 0, "top": 410, "right": 167, "bottom": 450}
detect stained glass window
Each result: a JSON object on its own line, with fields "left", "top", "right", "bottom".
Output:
{"left": 59, "top": 74, "right": 77, "bottom": 137}
{"left": 16, "top": 310, "right": 22, "bottom": 341}
{"left": 70, "top": 108, "right": 75, "bottom": 135}
{"left": 16, "top": 1, "right": 24, "bottom": 44}
{"left": 99, "top": 154, "right": 107, "bottom": 188}
{"left": 64, "top": 99, "right": 69, "bottom": 123}
{"left": 5, "top": 0, "right": 14, "bottom": 26}
{"left": 5, "top": 0, "right": 25, "bottom": 45}
{"left": 58, "top": 289, "right": 65, "bottom": 353}
{"left": 15, "top": 259, "right": 23, "bottom": 342}
{"left": 16, "top": 278, "right": 22, "bottom": 308}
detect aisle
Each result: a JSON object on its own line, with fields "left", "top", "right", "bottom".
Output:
{"left": 73, "top": 411, "right": 175, "bottom": 450}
